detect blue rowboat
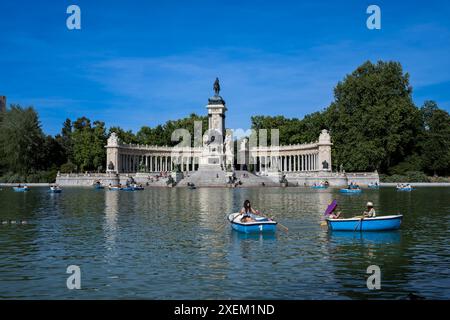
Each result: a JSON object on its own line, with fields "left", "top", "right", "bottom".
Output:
{"left": 121, "top": 186, "right": 135, "bottom": 191}
{"left": 48, "top": 187, "right": 62, "bottom": 193}
{"left": 368, "top": 184, "right": 379, "bottom": 189}
{"left": 340, "top": 188, "right": 362, "bottom": 194}
{"left": 397, "top": 187, "right": 413, "bottom": 192}
{"left": 327, "top": 215, "right": 403, "bottom": 231}
{"left": 13, "top": 187, "right": 30, "bottom": 192}
{"left": 108, "top": 186, "right": 122, "bottom": 191}
{"left": 227, "top": 212, "right": 277, "bottom": 233}
{"left": 93, "top": 184, "right": 104, "bottom": 190}
{"left": 311, "top": 185, "right": 328, "bottom": 189}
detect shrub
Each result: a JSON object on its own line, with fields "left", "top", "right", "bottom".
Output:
{"left": 60, "top": 162, "right": 77, "bottom": 173}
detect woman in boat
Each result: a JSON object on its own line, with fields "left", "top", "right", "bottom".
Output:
{"left": 239, "top": 200, "right": 260, "bottom": 223}
{"left": 327, "top": 204, "right": 342, "bottom": 219}
{"left": 363, "top": 202, "right": 376, "bottom": 217}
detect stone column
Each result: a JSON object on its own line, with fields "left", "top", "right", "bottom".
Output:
{"left": 317, "top": 129, "right": 332, "bottom": 171}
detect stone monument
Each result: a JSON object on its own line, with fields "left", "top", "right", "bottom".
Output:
{"left": 106, "top": 132, "right": 120, "bottom": 173}
{"left": 198, "top": 78, "right": 228, "bottom": 170}
{"left": 317, "top": 129, "right": 332, "bottom": 171}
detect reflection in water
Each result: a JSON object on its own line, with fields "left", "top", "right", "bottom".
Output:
{"left": 328, "top": 231, "right": 401, "bottom": 245}
{"left": 104, "top": 190, "right": 119, "bottom": 253}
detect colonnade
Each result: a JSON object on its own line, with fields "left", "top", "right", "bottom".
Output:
{"left": 253, "top": 153, "right": 319, "bottom": 174}
{"left": 119, "top": 154, "right": 201, "bottom": 173}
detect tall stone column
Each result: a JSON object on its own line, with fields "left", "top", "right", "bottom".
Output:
{"left": 317, "top": 129, "right": 332, "bottom": 172}
{"left": 106, "top": 133, "right": 120, "bottom": 173}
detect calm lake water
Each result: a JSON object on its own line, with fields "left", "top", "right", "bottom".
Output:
{"left": 0, "top": 186, "right": 449, "bottom": 299}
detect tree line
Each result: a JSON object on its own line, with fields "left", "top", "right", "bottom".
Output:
{"left": 0, "top": 60, "right": 449, "bottom": 182}
{"left": 251, "top": 61, "right": 450, "bottom": 178}
{"left": 0, "top": 108, "right": 207, "bottom": 182}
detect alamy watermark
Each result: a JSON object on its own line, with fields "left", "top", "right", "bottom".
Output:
{"left": 66, "top": 5, "right": 81, "bottom": 30}
{"left": 66, "top": 265, "right": 81, "bottom": 289}
{"left": 366, "top": 5, "right": 381, "bottom": 30}
{"left": 366, "top": 265, "right": 381, "bottom": 290}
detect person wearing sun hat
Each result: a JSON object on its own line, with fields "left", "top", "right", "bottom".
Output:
{"left": 363, "top": 201, "right": 376, "bottom": 218}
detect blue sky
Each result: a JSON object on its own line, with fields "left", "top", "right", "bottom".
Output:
{"left": 0, "top": 0, "right": 449, "bottom": 135}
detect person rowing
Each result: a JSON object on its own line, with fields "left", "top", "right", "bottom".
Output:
{"left": 363, "top": 202, "right": 376, "bottom": 217}
{"left": 237, "top": 200, "right": 261, "bottom": 223}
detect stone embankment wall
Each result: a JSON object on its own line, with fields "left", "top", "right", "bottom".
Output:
{"left": 283, "top": 172, "right": 379, "bottom": 186}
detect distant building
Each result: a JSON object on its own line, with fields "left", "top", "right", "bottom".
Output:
{"left": 0, "top": 96, "right": 6, "bottom": 113}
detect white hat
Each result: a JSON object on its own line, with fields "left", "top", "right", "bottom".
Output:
{"left": 367, "top": 202, "right": 374, "bottom": 207}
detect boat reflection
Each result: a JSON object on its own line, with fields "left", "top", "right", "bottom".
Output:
{"left": 328, "top": 230, "right": 401, "bottom": 244}
{"left": 231, "top": 230, "right": 277, "bottom": 241}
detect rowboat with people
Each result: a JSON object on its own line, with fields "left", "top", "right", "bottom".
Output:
{"left": 339, "top": 188, "right": 362, "bottom": 194}
{"left": 93, "top": 181, "right": 104, "bottom": 189}
{"left": 311, "top": 180, "right": 329, "bottom": 189}
{"left": 13, "top": 185, "right": 30, "bottom": 192}
{"left": 327, "top": 215, "right": 403, "bottom": 231}
{"left": 48, "top": 185, "right": 62, "bottom": 193}
{"left": 397, "top": 184, "right": 413, "bottom": 192}
{"left": 368, "top": 182, "right": 379, "bottom": 189}
{"left": 227, "top": 212, "right": 277, "bottom": 233}
{"left": 323, "top": 199, "right": 403, "bottom": 231}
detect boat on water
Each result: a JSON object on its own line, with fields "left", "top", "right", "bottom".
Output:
{"left": 311, "top": 185, "right": 328, "bottom": 189}
{"left": 108, "top": 186, "right": 122, "bottom": 191}
{"left": 340, "top": 188, "right": 362, "bottom": 194}
{"left": 327, "top": 215, "right": 403, "bottom": 231}
{"left": 227, "top": 212, "right": 277, "bottom": 233}
{"left": 13, "top": 186, "right": 30, "bottom": 192}
{"left": 93, "top": 183, "right": 104, "bottom": 190}
{"left": 368, "top": 183, "right": 379, "bottom": 189}
{"left": 397, "top": 185, "right": 413, "bottom": 192}
{"left": 49, "top": 186, "right": 62, "bottom": 193}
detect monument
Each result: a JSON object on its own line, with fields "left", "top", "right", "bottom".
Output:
{"left": 198, "top": 78, "right": 227, "bottom": 170}
{"left": 57, "top": 78, "right": 380, "bottom": 187}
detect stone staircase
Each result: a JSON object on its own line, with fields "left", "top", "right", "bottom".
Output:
{"left": 177, "top": 169, "right": 279, "bottom": 187}
{"left": 233, "top": 170, "right": 279, "bottom": 187}
{"left": 178, "top": 169, "right": 228, "bottom": 187}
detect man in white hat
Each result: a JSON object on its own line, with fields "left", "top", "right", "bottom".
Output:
{"left": 363, "top": 202, "right": 376, "bottom": 217}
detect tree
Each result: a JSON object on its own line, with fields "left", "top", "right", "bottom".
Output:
{"left": 109, "top": 126, "right": 138, "bottom": 144}
{"left": 0, "top": 105, "right": 45, "bottom": 174}
{"left": 71, "top": 117, "right": 107, "bottom": 172}
{"left": 324, "top": 61, "right": 421, "bottom": 172}
{"left": 418, "top": 101, "right": 450, "bottom": 176}
{"left": 135, "top": 113, "right": 208, "bottom": 146}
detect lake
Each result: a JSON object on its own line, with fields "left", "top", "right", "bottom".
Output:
{"left": 0, "top": 186, "right": 449, "bottom": 299}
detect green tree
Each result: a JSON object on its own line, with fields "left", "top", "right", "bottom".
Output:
{"left": 109, "top": 126, "right": 138, "bottom": 144}
{"left": 324, "top": 61, "right": 421, "bottom": 172}
{"left": 71, "top": 117, "right": 107, "bottom": 172}
{"left": 0, "top": 105, "right": 45, "bottom": 174}
{"left": 418, "top": 101, "right": 450, "bottom": 176}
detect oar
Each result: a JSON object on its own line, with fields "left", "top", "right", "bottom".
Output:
{"left": 214, "top": 213, "right": 236, "bottom": 232}
{"left": 354, "top": 217, "right": 364, "bottom": 232}
{"left": 276, "top": 221, "right": 289, "bottom": 232}
{"left": 266, "top": 214, "right": 288, "bottom": 232}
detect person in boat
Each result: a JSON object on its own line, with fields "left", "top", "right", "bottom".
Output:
{"left": 363, "top": 202, "right": 376, "bottom": 218}
{"left": 239, "top": 200, "right": 260, "bottom": 223}
{"left": 327, "top": 204, "right": 342, "bottom": 219}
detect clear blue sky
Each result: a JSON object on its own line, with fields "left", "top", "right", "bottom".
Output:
{"left": 0, "top": 0, "right": 449, "bottom": 135}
